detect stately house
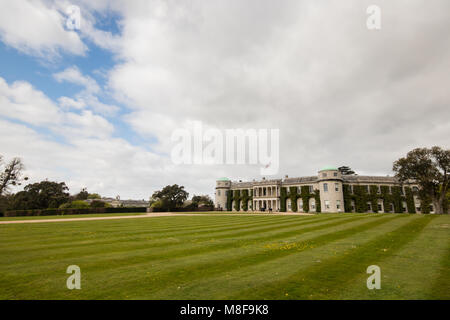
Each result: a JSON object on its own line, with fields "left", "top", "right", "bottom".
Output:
{"left": 214, "top": 167, "right": 434, "bottom": 214}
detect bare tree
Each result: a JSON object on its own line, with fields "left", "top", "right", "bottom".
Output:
{"left": 0, "top": 156, "right": 27, "bottom": 196}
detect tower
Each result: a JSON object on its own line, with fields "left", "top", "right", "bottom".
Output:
{"left": 317, "top": 167, "right": 344, "bottom": 213}
{"left": 215, "top": 177, "right": 231, "bottom": 210}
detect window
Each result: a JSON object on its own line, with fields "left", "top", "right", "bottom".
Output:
{"left": 218, "top": 190, "right": 221, "bottom": 196}
{"left": 334, "top": 172, "right": 338, "bottom": 177}
{"left": 335, "top": 183, "right": 339, "bottom": 192}
{"left": 336, "top": 200, "right": 341, "bottom": 210}
{"left": 367, "top": 203, "right": 372, "bottom": 212}
{"left": 416, "top": 207, "right": 421, "bottom": 212}
{"left": 378, "top": 204, "right": 382, "bottom": 211}
{"left": 309, "top": 185, "right": 313, "bottom": 193}
{"left": 322, "top": 173, "right": 327, "bottom": 177}
{"left": 323, "top": 183, "right": 328, "bottom": 192}
{"left": 412, "top": 186, "right": 419, "bottom": 192}
{"left": 325, "top": 200, "right": 330, "bottom": 209}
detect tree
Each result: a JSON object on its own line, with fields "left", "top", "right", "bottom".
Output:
{"left": 191, "top": 195, "right": 214, "bottom": 207}
{"left": 338, "top": 166, "right": 355, "bottom": 175}
{"left": 393, "top": 146, "right": 449, "bottom": 214}
{"left": 90, "top": 200, "right": 107, "bottom": 208}
{"left": 0, "top": 156, "right": 27, "bottom": 196}
{"left": 151, "top": 184, "right": 189, "bottom": 211}
{"left": 87, "top": 193, "right": 101, "bottom": 199}
{"left": 10, "top": 180, "right": 70, "bottom": 210}
{"left": 74, "top": 188, "right": 89, "bottom": 200}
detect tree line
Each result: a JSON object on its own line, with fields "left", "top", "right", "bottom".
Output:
{"left": 0, "top": 156, "right": 213, "bottom": 214}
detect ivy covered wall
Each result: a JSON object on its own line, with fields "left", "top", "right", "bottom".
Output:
{"left": 342, "top": 184, "right": 422, "bottom": 213}
{"left": 226, "top": 189, "right": 253, "bottom": 212}
{"left": 279, "top": 186, "right": 320, "bottom": 213}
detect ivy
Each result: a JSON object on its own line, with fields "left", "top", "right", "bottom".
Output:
{"left": 226, "top": 190, "right": 233, "bottom": 211}
{"left": 280, "top": 187, "right": 287, "bottom": 212}
{"left": 369, "top": 185, "right": 379, "bottom": 213}
{"left": 353, "top": 185, "right": 368, "bottom": 213}
{"left": 404, "top": 187, "right": 416, "bottom": 213}
{"left": 289, "top": 186, "right": 298, "bottom": 212}
{"left": 391, "top": 186, "right": 403, "bottom": 213}
{"left": 343, "top": 184, "right": 418, "bottom": 214}
{"left": 233, "top": 189, "right": 241, "bottom": 211}
{"left": 241, "top": 189, "right": 249, "bottom": 211}
{"left": 343, "top": 184, "right": 353, "bottom": 212}
{"left": 314, "top": 190, "right": 321, "bottom": 213}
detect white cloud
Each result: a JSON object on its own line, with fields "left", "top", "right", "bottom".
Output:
{"left": 106, "top": 0, "right": 450, "bottom": 180}
{"left": 0, "top": 76, "right": 113, "bottom": 139}
{"left": 0, "top": 0, "right": 87, "bottom": 57}
{"left": 53, "top": 66, "right": 119, "bottom": 115}
{"left": 54, "top": 66, "right": 100, "bottom": 94}
{"left": 1, "top": 0, "right": 449, "bottom": 199}
{"left": 58, "top": 96, "right": 86, "bottom": 110}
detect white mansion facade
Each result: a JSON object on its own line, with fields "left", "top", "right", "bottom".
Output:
{"left": 214, "top": 167, "right": 432, "bottom": 214}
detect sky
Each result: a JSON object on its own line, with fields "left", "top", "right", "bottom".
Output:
{"left": 0, "top": 0, "right": 449, "bottom": 200}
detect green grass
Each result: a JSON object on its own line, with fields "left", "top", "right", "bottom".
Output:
{"left": 0, "top": 213, "right": 448, "bottom": 299}
{"left": 0, "top": 212, "right": 147, "bottom": 221}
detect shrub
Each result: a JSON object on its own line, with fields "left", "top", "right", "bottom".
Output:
{"left": 90, "top": 200, "right": 106, "bottom": 208}
{"left": 4, "top": 207, "right": 147, "bottom": 217}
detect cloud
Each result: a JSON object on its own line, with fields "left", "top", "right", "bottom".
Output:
{"left": 107, "top": 0, "right": 450, "bottom": 179}
{"left": 54, "top": 66, "right": 100, "bottom": 94}
{"left": 1, "top": 0, "right": 449, "bottom": 199}
{"left": 54, "top": 66, "right": 119, "bottom": 115}
{"left": 0, "top": 0, "right": 87, "bottom": 57}
{"left": 0, "top": 76, "right": 113, "bottom": 139}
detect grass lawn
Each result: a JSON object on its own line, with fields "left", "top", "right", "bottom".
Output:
{"left": 0, "top": 213, "right": 448, "bottom": 299}
{"left": 0, "top": 212, "right": 148, "bottom": 221}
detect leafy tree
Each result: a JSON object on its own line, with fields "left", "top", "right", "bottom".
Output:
{"left": 87, "top": 193, "right": 101, "bottom": 199}
{"left": 151, "top": 184, "right": 189, "bottom": 211}
{"left": 10, "top": 180, "right": 70, "bottom": 210}
{"left": 393, "top": 146, "right": 449, "bottom": 214}
{"left": 74, "top": 188, "right": 89, "bottom": 200}
{"left": 338, "top": 166, "right": 355, "bottom": 175}
{"left": 0, "top": 156, "right": 27, "bottom": 196}
{"left": 90, "top": 200, "right": 107, "bottom": 208}
{"left": 69, "top": 200, "right": 90, "bottom": 209}
{"left": 191, "top": 195, "right": 214, "bottom": 207}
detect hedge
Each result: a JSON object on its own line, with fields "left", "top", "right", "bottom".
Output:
{"left": 3, "top": 207, "right": 147, "bottom": 217}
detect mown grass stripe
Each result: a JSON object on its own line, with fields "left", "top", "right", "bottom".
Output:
{"left": 0, "top": 215, "right": 323, "bottom": 259}
{"left": 75, "top": 216, "right": 400, "bottom": 298}
{"left": 237, "top": 215, "right": 433, "bottom": 299}
{"left": 429, "top": 243, "right": 450, "bottom": 299}
{"left": 0, "top": 215, "right": 360, "bottom": 273}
